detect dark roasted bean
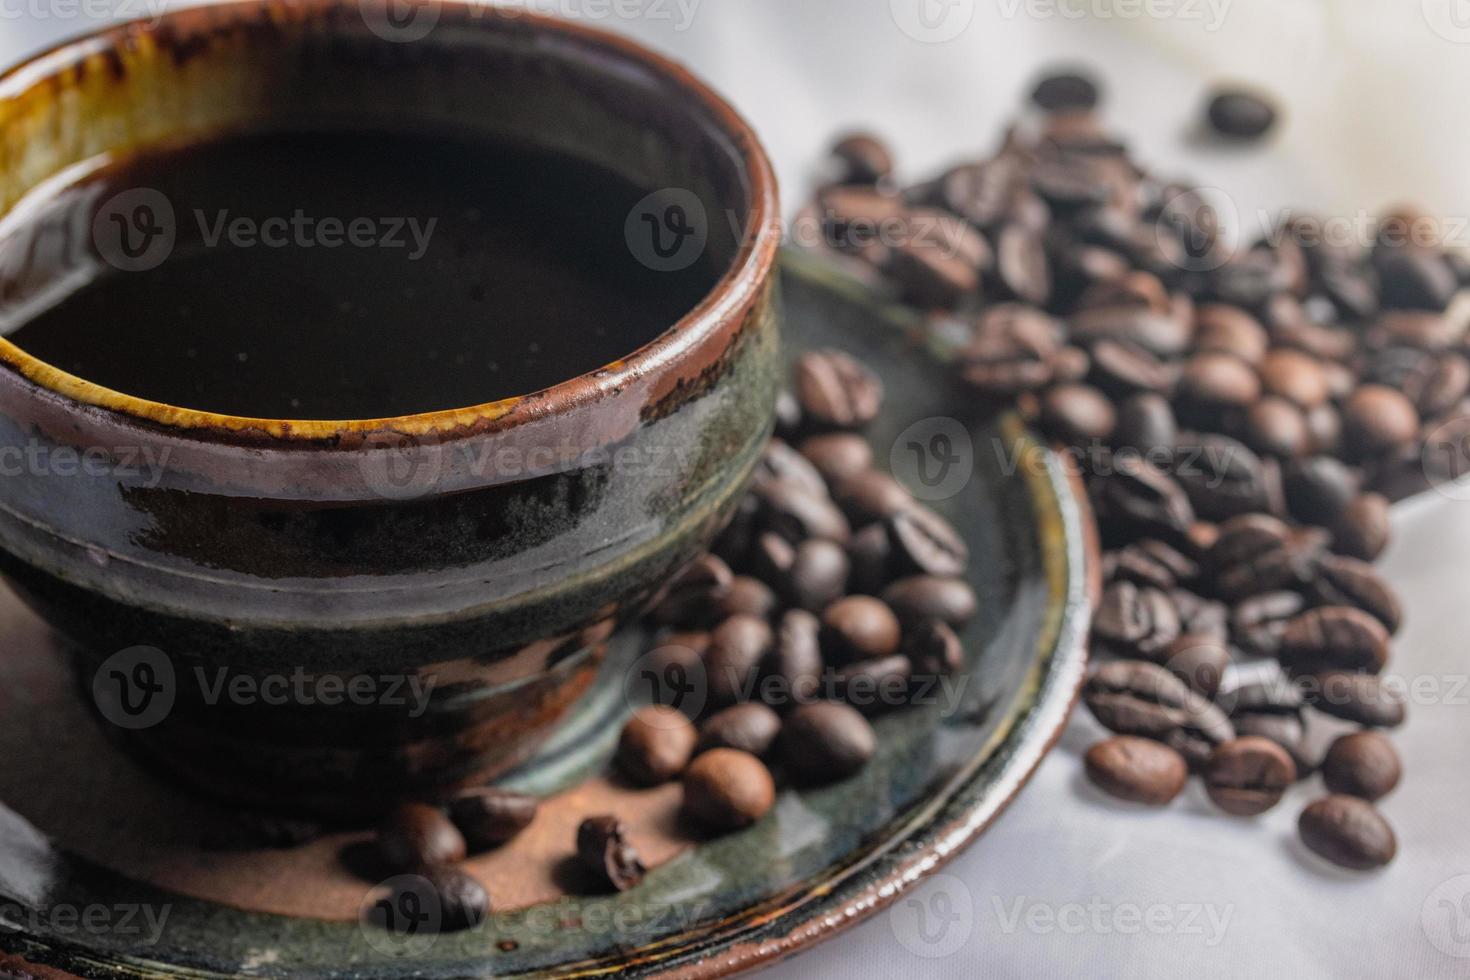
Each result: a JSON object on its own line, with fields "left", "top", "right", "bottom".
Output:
{"left": 1040, "top": 383, "right": 1117, "bottom": 445}
{"left": 766, "top": 609, "right": 825, "bottom": 710}
{"left": 1279, "top": 607, "right": 1391, "bottom": 676}
{"left": 682, "top": 749, "right": 776, "bottom": 831}
{"left": 1031, "top": 70, "right": 1101, "bottom": 112}
{"left": 833, "top": 469, "right": 913, "bottom": 525}
{"left": 698, "top": 703, "right": 783, "bottom": 758}
{"left": 830, "top": 132, "right": 895, "bottom": 186}
{"left": 577, "top": 816, "right": 646, "bottom": 892}
{"left": 845, "top": 522, "right": 894, "bottom": 595}
{"left": 1300, "top": 671, "right": 1407, "bottom": 728}
{"left": 617, "top": 705, "right": 699, "bottom": 786}
{"left": 1092, "top": 581, "right": 1181, "bottom": 660}
{"left": 887, "top": 504, "right": 969, "bottom": 577}
{"left": 904, "top": 619, "right": 966, "bottom": 678}
{"left": 1205, "top": 88, "right": 1278, "bottom": 140}
{"left": 1298, "top": 795, "right": 1397, "bottom": 870}
{"left": 794, "top": 349, "right": 884, "bottom": 430}
{"left": 960, "top": 304, "right": 1060, "bottom": 396}
{"left": 377, "top": 804, "right": 466, "bottom": 873}
{"left": 651, "top": 554, "right": 734, "bottom": 628}
{"left": 447, "top": 789, "right": 539, "bottom": 852}
{"left": 1343, "top": 385, "right": 1420, "bottom": 459}
{"left": 1162, "top": 634, "right": 1231, "bottom": 699}
{"left": 821, "top": 596, "right": 902, "bottom": 664}
{"left": 756, "top": 478, "right": 851, "bottom": 545}
{"left": 1113, "top": 393, "right": 1178, "bottom": 454}
{"left": 881, "top": 575, "right": 978, "bottom": 628}
{"left": 1322, "top": 732, "right": 1401, "bottom": 802}
{"left": 779, "top": 701, "right": 877, "bottom": 784}
{"left": 1082, "top": 660, "right": 1235, "bottom": 767}
{"left": 799, "top": 433, "right": 874, "bottom": 486}
{"left": 1084, "top": 736, "right": 1189, "bottom": 805}
{"left": 783, "top": 539, "right": 851, "bottom": 613}
{"left": 1308, "top": 553, "right": 1403, "bottom": 634}
{"left": 1204, "top": 737, "right": 1296, "bottom": 816}
{"left": 705, "top": 615, "right": 775, "bottom": 705}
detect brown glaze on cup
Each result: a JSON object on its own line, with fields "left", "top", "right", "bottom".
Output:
{"left": 0, "top": 1, "right": 782, "bottom": 816}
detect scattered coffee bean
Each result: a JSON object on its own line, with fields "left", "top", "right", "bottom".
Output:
{"left": 1333, "top": 493, "right": 1392, "bottom": 562}
{"left": 1279, "top": 607, "right": 1390, "bottom": 676}
{"left": 887, "top": 503, "right": 969, "bottom": 577}
{"left": 1308, "top": 553, "right": 1403, "bottom": 634}
{"left": 766, "top": 609, "right": 825, "bottom": 710}
{"left": 834, "top": 469, "right": 913, "bottom": 525}
{"left": 1083, "top": 660, "right": 1235, "bottom": 767}
{"left": 779, "top": 701, "right": 877, "bottom": 784}
{"left": 904, "top": 619, "right": 966, "bottom": 677}
{"left": 705, "top": 615, "right": 775, "bottom": 705}
{"left": 577, "top": 816, "right": 646, "bottom": 892}
{"left": 1092, "top": 580, "right": 1181, "bottom": 661}
{"left": 1342, "top": 385, "right": 1420, "bottom": 459}
{"left": 756, "top": 478, "right": 851, "bottom": 545}
{"left": 698, "top": 703, "right": 783, "bottom": 758}
{"left": 1084, "top": 736, "right": 1189, "bottom": 805}
{"left": 783, "top": 539, "right": 851, "bottom": 612}
{"left": 1163, "top": 634, "right": 1231, "bottom": 699}
{"left": 617, "top": 705, "right": 699, "bottom": 786}
{"left": 722, "top": 575, "right": 780, "bottom": 620}
{"left": 377, "top": 804, "right": 466, "bottom": 873}
{"left": 652, "top": 554, "right": 733, "bottom": 628}
{"left": 821, "top": 596, "right": 902, "bottom": 664}
{"left": 1300, "top": 671, "right": 1407, "bottom": 729}
{"left": 1031, "top": 70, "right": 1100, "bottom": 112}
{"left": 1040, "top": 383, "right": 1116, "bottom": 445}
{"left": 881, "top": 575, "right": 979, "bottom": 628}
{"left": 794, "top": 349, "right": 884, "bottom": 430}
{"left": 682, "top": 749, "right": 776, "bottom": 831}
{"left": 830, "top": 132, "right": 895, "bottom": 186}
{"left": 447, "top": 789, "right": 539, "bottom": 852}
{"left": 1298, "top": 795, "right": 1397, "bottom": 870}
{"left": 799, "top": 433, "right": 874, "bottom": 485}
{"left": 1322, "top": 732, "right": 1402, "bottom": 802}
{"left": 1205, "top": 88, "right": 1278, "bottom": 140}
{"left": 376, "top": 868, "right": 489, "bottom": 934}
{"left": 1204, "top": 737, "right": 1296, "bottom": 816}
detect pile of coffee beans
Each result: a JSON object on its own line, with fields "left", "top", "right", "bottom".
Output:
{"left": 617, "top": 349, "right": 978, "bottom": 834}
{"left": 368, "top": 788, "right": 540, "bottom": 930}
{"left": 800, "top": 68, "right": 1441, "bottom": 870}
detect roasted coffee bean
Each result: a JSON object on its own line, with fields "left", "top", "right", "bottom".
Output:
{"left": 377, "top": 804, "right": 467, "bottom": 873}
{"left": 1283, "top": 456, "right": 1359, "bottom": 526}
{"left": 1171, "top": 589, "right": 1230, "bottom": 643}
{"left": 640, "top": 634, "right": 709, "bottom": 713}
{"left": 1205, "top": 88, "right": 1278, "bottom": 140}
{"left": 651, "top": 554, "right": 733, "bottom": 628}
{"left": 1179, "top": 352, "right": 1261, "bottom": 412}
{"left": 1279, "top": 607, "right": 1391, "bottom": 676}
{"left": 1082, "top": 660, "right": 1235, "bottom": 767}
{"left": 748, "top": 531, "right": 796, "bottom": 587}
{"left": 1304, "top": 403, "right": 1342, "bottom": 456}
{"left": 721, "top": 575, "right": 779, "bottom": 620}
{"left": 884, "top": 210, "right": 988, "bottom": 309}
{"left": 698, "top": 703, "right": 783, "bottom": 758}
{"left": 1040, "top": 383, "right": 1117, "bottom": 445}
{"left": 1195, "top": 304, "right": 1268, "bottom": 363}
{"left": 1030, "top": 157, "right": 1113, "bottom": 210}
{"left": 1226, "top": 675, "right": 1316, "bottom": 774}
{"left": 1091, "top": 458, "right": 1195, "bottom": 544}
{"left": 1244, "top": 397, "right": 1309, "bottom": 459}
{"left": 757, "top": 478, "right": 851, "bottom": 545}
{"left": 833, "top": 469, "right": 912, "bottom": 526}
{"left": 447, "top": 789, "right": 539, "bottom": 852}
{"left": 1300, "top": 671, "right": 1407, "bottom": 728}
{"left": 904, "top": 619, "right": 966, "bottom": 677}
{"left": 835, "top": 654, "right": 914, "bottom": 713}
{"left": 779, "top": 701, "right": 877, "bottom": 784}
{"left": 1204, "top": 736, "right": 1296, "bottom": 816}
{"left": 794, "top": 349, "right": 884, "bottom": 430}
{"left": 783, "top": 539, "right": 851, "bottom": 612}
{"left": 1298, "top": 795, "right": 1397, "bottom": 870}
{"left": 1084, "top": 736, "right": 1189, "bottom": 805}
{"left": 1322, "top": 732, "right": 1401, "bottom": 802}
{"left": 1207, "top": 513, "right": 1313, "bottom": 601}
{"left": 1108, "top": 540, "right": 1199, "bottom": 590}
{"left": 1112, "top": 393, "right": 1178, "bottom": 456}
{"left": 996, "top": 223, "right": 1053, "bottom": 306}
{"left": 1343, "top": 385, "right": 1420, "bottom": 459}
{"left": 881, "top": 575, "right": 978, "bottom": 628}
{"left": 959, "top": 304, "right": 1060, "bottom": 396}
{"left": 799, "top": 433, "right": 874, "bottom": 486}
{"left": 845, "top": 523, "right": 894, "bottom": 595}
{"left": 1070, "top": 307, "right": 1192, "bottom": 359}
{"left": 1308, "top": 553, "right": 1403, "bottom": 634}
{"left": 376, "top": 868, "right": 489, "bottom": 933}
{"left": 1376, "top": 248, "right": 1458, "bottom": 312}
{"left": 1332, "top": 493, "right": 1391, "bottom": 562}
{"left": 682, "top": 749, "right": 776, "bottom": 831}
{"left": 1092, "top": 581, "right": 1181, "bottom": 660}
{"left": 705, "top": 615, "right": 775, "bottom": 705}
{"left": 830, "top": 132, "right": 895, "bottom": 186}
{"left": 1259, "top": 349, "right": 1328, "bottom": 410}
{"left": 617, "top": 705, "right": 699, "bottom": 786}
{"left": 1174, "top": 433, "right": 1272, "bottom": 520}
{"left": 818, "top": 185, "right": 907, "bottom": 249}
{"left": 1230, "top": 591, "right": 1307, "bottom": 656}
{"left": 1162, "top": 634, "right": 1231, "bottom": 699}
{"left": 888, "top": 504, "right": 969, "bottom": 577}
{"left": 577, "top": 816, "right": 646, "bottom": 891}
{"left": 1031, "top": 70, "right": 1100, "bottom": 112}
{"left": 821, "top": 596, "right": 902, "bottom": 664}
{"left": 766, "top": 609, "right": 825, "bottom": 710}
{"left": 756, "top": 440, "right": 830, "bottom": 500}
{"left": 1089, "top": 339, "right": 1174, "bottom": 397}
{"left": 932, "top": 158, "right": 1022, "bottom": 231}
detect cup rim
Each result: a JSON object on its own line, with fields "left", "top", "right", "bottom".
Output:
{"left": 0, "top": 0, "right": 780, "bottom": 444}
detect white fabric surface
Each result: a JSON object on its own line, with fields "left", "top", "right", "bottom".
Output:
{"left": 4, "top": 3, "right": 1470, "bottom": 976}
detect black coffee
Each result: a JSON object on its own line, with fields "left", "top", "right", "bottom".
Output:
{"left": 0, "top": 128, "right": 720, "bottom": 419}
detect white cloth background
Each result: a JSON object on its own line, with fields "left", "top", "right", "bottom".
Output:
{"left": 4, "top": 2, "right": 1470, "bottom": 976}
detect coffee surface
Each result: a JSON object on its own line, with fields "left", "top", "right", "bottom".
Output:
{"left": 1, "top": 129, "right": 719, "bottom": 419}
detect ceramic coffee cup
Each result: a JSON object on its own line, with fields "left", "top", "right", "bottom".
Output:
{"left": 0, "top": 0, "right": 780, "bottom": 816}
